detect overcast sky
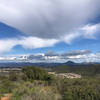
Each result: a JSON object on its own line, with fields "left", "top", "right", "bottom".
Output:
{"left": 0, "top": 0, "right": 100, "bottom": 62}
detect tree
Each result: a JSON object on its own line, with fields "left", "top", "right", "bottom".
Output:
{"left": 22, "top": 66, "right": 52, "bottom": 81}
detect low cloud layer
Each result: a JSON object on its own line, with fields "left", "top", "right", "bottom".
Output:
{"left": 62, "top": 50, "right": 91, "bottom": 56}
{"left": 1, "top": 50, "right": 100, "bottom": 63}
{"left": 22, "top": 50, "right": 100, "bottom": 63}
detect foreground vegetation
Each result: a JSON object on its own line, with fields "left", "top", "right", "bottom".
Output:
{"left": 0, "top": 65, "right": 100, "bottom": 100}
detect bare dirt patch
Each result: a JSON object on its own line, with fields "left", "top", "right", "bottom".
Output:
{"left": 1, "top": 94, "right": 12, "bottom": 100}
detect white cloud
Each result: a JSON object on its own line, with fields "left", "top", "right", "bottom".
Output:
{"left": 0, "top": 23, "right": 100, "bottom": 54}
{"left": 63, "top": 23, "right": 100, "bottom": 44}
{"left": 0, "top": 0, "right": 100, "bottom": 53}
{"left": 19, "top": 37, "right": 59, "bottom": 49}
{"left": 0, "top": 0, "right": 100, "bottom": 39}
{"left": 0, "top": 50, "right": 100, "bottom": 63}
{"left": 80, "top": 23, "right": 100, "bottom": 39}
{"left": 0, "top": 37, "right": 59, "bottom": 54}
{"left": 63, "top": 33, "right": 81, "bottom": 44}
{"left": 0, "top": 39, "right": 18, "bottom": 53}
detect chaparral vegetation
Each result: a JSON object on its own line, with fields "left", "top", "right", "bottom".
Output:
{"left": 0, "top": 65, "right": 100, "bottom": 100}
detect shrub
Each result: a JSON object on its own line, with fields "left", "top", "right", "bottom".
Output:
{"left": 22, "top": 66, "right": 54, "bottom": 81}
{"left": 12, "top": 82, "right": 61, "bottom": 100}
{"left": 61, "top": 78, "right": 100, "bottom": 100}
{"left": 0, "top": 79, "right": 16, "bottom": 94}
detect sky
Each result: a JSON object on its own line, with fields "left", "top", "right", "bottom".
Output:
{"left": 0, "top": 0, "right": 100, "bottom": 62}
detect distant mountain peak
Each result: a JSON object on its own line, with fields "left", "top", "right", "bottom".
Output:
{"left": 65, "top": 61, "right": 75, "bottom": 65}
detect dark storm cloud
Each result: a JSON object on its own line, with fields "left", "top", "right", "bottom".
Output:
{"left": 0, "top": 0, "right": 100, "bottom": 39}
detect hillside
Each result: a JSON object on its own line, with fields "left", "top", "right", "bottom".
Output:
{"left": 52, "top": 64, "right": 100, "bottom": 77}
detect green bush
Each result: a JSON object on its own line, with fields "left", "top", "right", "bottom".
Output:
{"left": 22, "top": 66, "right": 54, "bottom": 81}
{"left": 0, "top": 79, "right": 16, "bottom": 94}
{"left": 61, "top": 78, "right": 100, "bottom": 100}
